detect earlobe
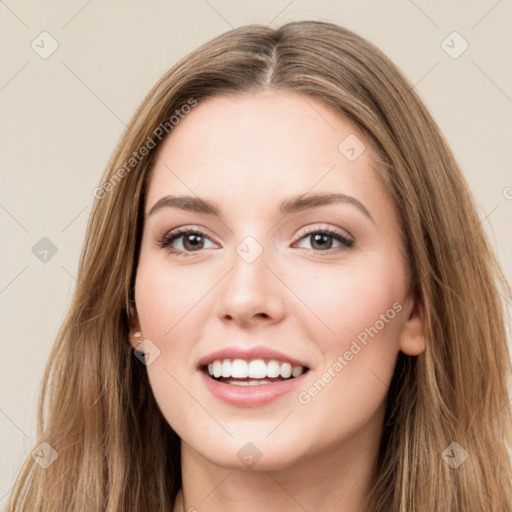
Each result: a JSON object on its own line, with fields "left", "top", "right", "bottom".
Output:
{"left": 128, "top": 305, "right": 143, "bottom": 349}
{"left": 129, "top": 330, "right": 143, "bottom": 350}
{"left": 399, "top": 296, "right": 427, "bottom": 356}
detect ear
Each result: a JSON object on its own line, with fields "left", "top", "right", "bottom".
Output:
{"left": 128, "top": 303, "right": 143, "bottom": 350}
{"left": 399, "top": 294, "right": 426, "bottom": 356}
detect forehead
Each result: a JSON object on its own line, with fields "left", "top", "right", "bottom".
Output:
{"left": 145, "top": 91, "right": 388, "bottom": 218}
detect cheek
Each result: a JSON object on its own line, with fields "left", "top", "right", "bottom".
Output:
{"left": 289, "top": 250, "right": 406, "bottom": 348}
{"left": 133, "top": 253, "right": 220, "bottom": 426}
{"left": 133, "top": 262, "right": 207, "bottom": 438}
{"left": 290, "top": 252, "right": 405, "bottom": 416}
{"left": 134, "top": 251, "right": 208, "bottom": 337}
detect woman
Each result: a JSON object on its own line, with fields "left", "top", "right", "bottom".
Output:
{"left": 9, "top": 20, "right": 512, "bottom": 511}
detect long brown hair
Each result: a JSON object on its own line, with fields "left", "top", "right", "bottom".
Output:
{"left": 9, "top": 21, "right": 512, "bottom": 511}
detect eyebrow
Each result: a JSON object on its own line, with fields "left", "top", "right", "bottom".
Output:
{"left": 147, "top": 192, "right": 374, "bottom": 223}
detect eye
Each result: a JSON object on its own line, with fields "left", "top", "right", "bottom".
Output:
{"left": 157, "top": 225, "right": 354, "bottom": 257}
{"left": 293, "top": 226, "right": 354, "bottom": 254}
{"left": 157, "top": 227, "right": 217, "bottom": 257}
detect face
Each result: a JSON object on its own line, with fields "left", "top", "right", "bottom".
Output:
{"left": 132, "top": 90, "right": 425, "bottom": 470}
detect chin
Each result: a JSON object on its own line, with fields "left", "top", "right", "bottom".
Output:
{"left": 183, "top": 432, "right": 308, "bottom": 472}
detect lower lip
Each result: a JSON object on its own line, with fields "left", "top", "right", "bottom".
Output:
{"left": 199, "top": 370, "right": 307, "bottom": 408}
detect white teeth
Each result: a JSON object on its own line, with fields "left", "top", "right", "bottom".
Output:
{"left": 221, "top": 360, "right": 231, "bottom": 378}
{"left": 226, "top": 379, "right": 272, "bottom": 386}
{"left": 266, "top": 360, "right": 281, "bottom": 378}
{"left": 231, "top": 359, "right": 248, "bottom": 378}
{"left": 292, "top": 365, "right": 303, "bottom": 378}
{"left": 248, "top": 359, "right": 267, "bottom": 379}
{"left": 280, "top": 362, "right": 292, "bottom": 379}
{"left": 205, "top": 358, "right": 306, "bottom": 381}
{"left": 212, "top": 360, "right": 222, "bottom": 378}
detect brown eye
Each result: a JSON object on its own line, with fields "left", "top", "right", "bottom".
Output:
{"left": 181, "top": 233, "right": 205, "bottom": 251}
{"left": 294, "top": 228, "right": 354, "bottom": 254}
{"left": 158, "top": 228, "right": 217, "bottom": 256}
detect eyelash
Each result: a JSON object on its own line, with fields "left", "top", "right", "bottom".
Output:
{"left": 157, "top": 225, "right": 354, "bottom": 258}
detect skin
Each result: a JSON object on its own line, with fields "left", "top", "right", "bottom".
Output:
{"left": 129, "top": 90, "right": 426, "bottom": 512}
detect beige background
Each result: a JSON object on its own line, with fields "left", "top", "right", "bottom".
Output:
{"left": 1, "top": 0, "right": 511, "bottom": 504}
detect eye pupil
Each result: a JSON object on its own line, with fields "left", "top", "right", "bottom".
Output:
{"left": 311, "top": 233, "right": 332, "bottom": 250}
{"left": 184, "top": 234, "right": 203, "bottom": 250}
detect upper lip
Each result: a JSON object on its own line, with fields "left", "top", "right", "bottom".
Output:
{"left": 197, "top": 345, "right": 310, "bottom": 369}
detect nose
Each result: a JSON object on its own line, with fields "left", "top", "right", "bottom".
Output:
{"left": 214, "top": 242, "right": 286, "bottom": 327}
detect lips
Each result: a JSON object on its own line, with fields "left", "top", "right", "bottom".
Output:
{"left": 197, "top": 346, "right": 310, "bottom": 406}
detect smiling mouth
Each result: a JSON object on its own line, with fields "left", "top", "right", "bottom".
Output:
{"left": 202, "top": 358, "right": 309, "bottom": 386}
